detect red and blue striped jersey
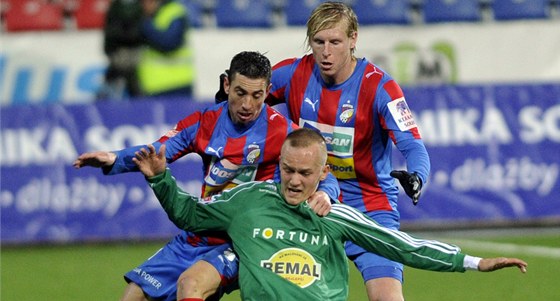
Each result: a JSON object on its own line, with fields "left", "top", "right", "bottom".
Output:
{"left": 268, "top": 55, "right": 430, "bottom": 215}
{"left": 107, "top": 101, "right": 339, "bottom": 246}
{"left": 109, "top": 101, "right": 297, "bottom": 197}
{"left": 108, "top": 102, "right": 296, "bottom": 245}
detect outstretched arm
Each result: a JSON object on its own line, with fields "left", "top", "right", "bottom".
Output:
{"left": 327, "top": 204, "right": 528, "bottom": 274}
{"left": 478, "top": 257, "right": 527, "bottom": 273}
{"left": 73, "top": 151, "right": 117, "bottom": 169}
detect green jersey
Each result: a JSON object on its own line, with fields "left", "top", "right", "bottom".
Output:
{"left": 149, "top": 170, "right": 467, "bottom": 301}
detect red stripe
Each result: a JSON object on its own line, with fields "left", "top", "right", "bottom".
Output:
{"left": 354, "top": 65, "right": 392, "bottom": 211}
{"left": 197, "top": 107, "right": 223, "bottom": 152}
{"left": 318, "top": 89, "right": 341, "bottom": 125}
{"left": 255, "top": 107, "right": 291, "bottom": 180}
{"left": 383, "top": 79, "right": 404, "bottom": 100}
{"left": 288, "top": 55, "right": 315, "bottom": 122}
{"left": 272, "top": 57, "right": 297, "bottom": 70}
{"left": 268, "top": 86, "right": 286, "bottom": 106}
{"left": 158, "top": 111, "right": 203, "bottom": 143}
{"left": 224, "top": 136, "right": 247, "bottom": 165}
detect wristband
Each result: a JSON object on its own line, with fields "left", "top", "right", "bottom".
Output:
{"left": 463, "top": 255, "right": 482, "bottom": 271}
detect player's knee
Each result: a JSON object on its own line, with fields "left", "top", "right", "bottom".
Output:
{"left": 177, "top": 272, "right": 201, "bottom": 296}
{"left": 177, "top": 269, "right": 220, "bottom": 299}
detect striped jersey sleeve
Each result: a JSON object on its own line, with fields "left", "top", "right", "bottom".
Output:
{"left": 324, "top": 204, "right": 466, "bottom": 272}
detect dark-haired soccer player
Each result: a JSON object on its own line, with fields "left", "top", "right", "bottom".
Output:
{"left": 74, "top": 51, "right": 338, "bottom": 301}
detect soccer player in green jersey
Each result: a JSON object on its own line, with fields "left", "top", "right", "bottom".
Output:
{"left": 133, "top": 128, "right": 527, "bottom": 301}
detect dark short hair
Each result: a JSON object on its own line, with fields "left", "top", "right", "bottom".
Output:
{"left": 228, "top": 51, "right": 272, "bottom": 84}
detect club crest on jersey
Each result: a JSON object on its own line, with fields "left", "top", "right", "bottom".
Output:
{"left": 246, "top": 144, "right": 261, "bottom": 164}
{"left": 339, "top": 102, "right": 354, "bottom": 123}
{"left": 261, "top": 248, "right": 322, "bottom": 288}
{"left": 387, "top": 97, "right": 417, "bottom": 131}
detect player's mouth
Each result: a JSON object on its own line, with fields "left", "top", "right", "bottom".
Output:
{"left": 237, "top": 111, "right": 253, "bottom": 122}
{"left": 320, "top": 61, "right": 333, "bottom": 70}
{"left": 285, "top": 187, "right": 303, "bottom": 199}
{"left": 288, "top": 187, "right": 301, "bottom": 193}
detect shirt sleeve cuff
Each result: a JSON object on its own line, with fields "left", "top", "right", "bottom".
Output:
{"left": 146, "top": 169, "right": 168, "bottom": 184}
{"left": 463, "top": 255, "right": 482, "bottom": 271}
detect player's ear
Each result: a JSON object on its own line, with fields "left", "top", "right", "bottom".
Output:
{"left": 349, "top": 30, "right": 357, "bottom": 50}
{"left": 223, "top": 75, "right": 231, "bottom": 94}
{"left": 320, "top": 164, "right": 329, "bottom": 181}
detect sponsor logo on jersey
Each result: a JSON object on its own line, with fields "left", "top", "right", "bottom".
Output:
{"left": 299, "top": 119, "right": 355, "bottom": 157}
{"left": 206, "top": 146, "right": 223, "bottom": 157}
{"left": 365, "top": 67, "right": 382, "bottom": 79}
{"left": 387, "top": 97, "right": 416, "bottom": 131}
{"left": 253, "top": 227, "right": 329, "bottom": 246}
{"left": 205, "top": 158, "right": 240, "bottom": 186}
{"left": 327, "top": 156, "right": 356, "bottom": 179}
{"left": 261, "top": 248, "right": 322, "bottom": 288}
{"left": 327, "top": 132, "right": 353, "bottom": 153}
{"left": 246, "top": 143, "right": 261, "bottom": 164}
{"left": 204, "top": 158, "right": 257, "bottom": 196}
{"left": 339, "top": 102, "right": 354, "bottom": 123}
{"left": 304, "top": 97, "right": 319, "bottom": 112}
{"left": 233, "top": 165, "right": 257, "bottom": 184}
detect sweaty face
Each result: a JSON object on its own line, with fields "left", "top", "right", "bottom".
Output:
{"left": 279, "top": 144, "right": 329, "bottom": 206}
{"left": 226, "top": 74, "right": 270, "bottom": 125}
{"left": 309, "top": 21, "right": 357, "bottom": 85}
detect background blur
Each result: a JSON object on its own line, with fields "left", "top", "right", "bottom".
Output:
{"left": 1, "top": 0, "right": 560, "bottom": 299}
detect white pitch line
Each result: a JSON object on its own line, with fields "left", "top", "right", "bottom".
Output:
{"left": 445, "top": 239, "right": 560, "bottom": 259}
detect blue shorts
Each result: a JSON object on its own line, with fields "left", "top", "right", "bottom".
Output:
{"left": 345, "top": 212, "right": 404, "bottom": 283}
{"left": 124, "top": 232, "right": 239, "bottom": 301}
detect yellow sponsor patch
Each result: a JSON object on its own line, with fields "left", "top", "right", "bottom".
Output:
{"left": 327, "top": 156, "right": 356, "bottom": 179}
{"left": 261, "top": 248, "right": 321, "bottom": 288}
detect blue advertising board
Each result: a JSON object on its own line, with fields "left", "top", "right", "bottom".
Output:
{"left": 397, "top": 84, "right": 560, "bottom": 224}
{"left": 1, "top": 99, "right": 209, "bottom": 244}
{"left": 1, "top": 84, "right": 559, "bottom": 244}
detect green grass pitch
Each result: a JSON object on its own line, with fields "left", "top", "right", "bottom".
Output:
{"left": 2, "top": 230, "right": 559, "bottom": 301}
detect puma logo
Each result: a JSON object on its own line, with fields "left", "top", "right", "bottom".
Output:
{"left": 304, "top": 97, "right": 319, "bottom": 112}
{"left": 207, "top": 146, "right": 223, "bottom": 157}
{"left": 365, "top": 67, "right": 382, "bottom": 79}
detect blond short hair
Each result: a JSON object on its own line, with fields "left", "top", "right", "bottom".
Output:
{"left": 306, "top": 1, "right": 358, "bottom": 53}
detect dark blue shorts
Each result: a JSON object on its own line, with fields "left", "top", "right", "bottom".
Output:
{"left": 124, "top": 233, "right": 239, "bottom": 301}
{"left": 345, "top": 213, "right": 404, "bottom": 283}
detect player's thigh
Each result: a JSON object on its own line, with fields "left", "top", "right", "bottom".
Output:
{"left": 347, "top": 243, "right": 404, "bottom": 281}
{"left": 178, "top": 244, "right": 239, "bottom": 299}
{"left": 178, "top": 260, "right": 222, "bottom": 295}
{"left": 199, "top": 244, "right": 239, "bottom": 291}
{"left": 120, "top": 282, "right": 149, "bottom": 301}
{"left": 365, "top": 277, "right": 404, "bottom": 301}
{"left": 124, "top": 236, "right": 232, "bottom": 301}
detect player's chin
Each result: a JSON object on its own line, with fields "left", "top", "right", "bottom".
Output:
{"left": 284, "top": 190, "right": 304, "bottom": 205}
